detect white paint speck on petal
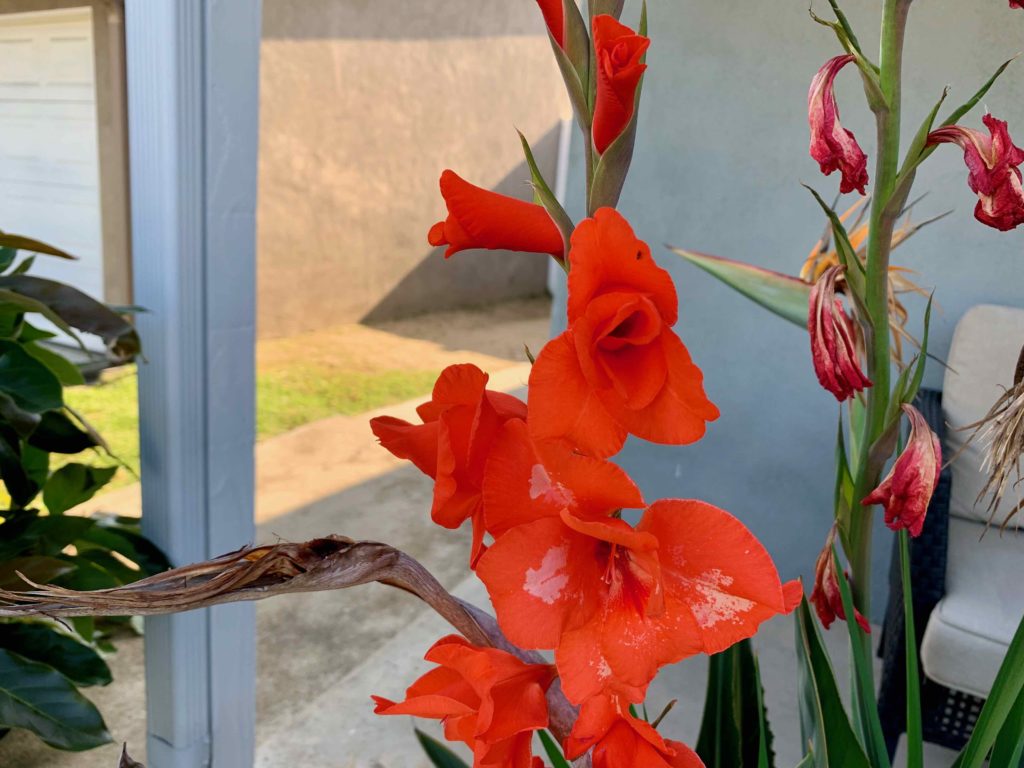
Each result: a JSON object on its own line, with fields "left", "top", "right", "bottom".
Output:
{"left": 529, "top": 464, "right": 575, "bottom": 507}
{"left": 524, "top": 545, "right": 570, "bottom": 605}
{"left": 689, "top": 569, "right": 755, "bottom": 628}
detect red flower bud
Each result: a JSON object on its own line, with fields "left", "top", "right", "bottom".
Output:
{"left": 592, "top": 15, "right": 649, "bottom": 155}
{"left": 535, "top": 0, "right": 565, "bottom": 48}
{"left": 428, "top": 170, "right": 565, "bottom": 259}
{"left": 927, "top": 113, "right": 1024, "bottom": 231}
{"left": 807, "top": 265, "right": 872, "bottom": 402}
{"left": 808, "top": 55, "right": 869, "bottom": 195}
{"left": 862, "top": 404, "right": 942, "bottom": 537}
{"left": 810, "top": 529, "right": 870, "bottom": 633}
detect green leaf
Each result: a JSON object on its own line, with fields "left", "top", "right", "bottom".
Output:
{"left": 0, "top": 515, "right": 95, "bottom": 561}
{"left": 0, "top": 231, "right": 75, "bottom": 260}
{"left": 0, "top": 340, "right": 63, "bottom": 413}
{"left": 0, "top": 247, "right": 16, "bottom": 273}
{"left": 942, "top": 57, "right": 1017, "bottom": 130}
{"left": 957, "top": 610, "right": 1024, "bottom": 768}
{"left": 794, "top": 599, "right": 871, "bottom": 768}
{"left": 43, "top": 463, "right": 117, "bottom": 515}
{"left": 23, "top": 342, "right": 84, "bottom": 386}
{"left": 27, "top": 411, "right": 99, "bottom": 454}
{"left": 0, "top": 391, "right": 42, "bottom": 437}
{"left": 414, "top": 728, "right": 470, "bottom": 768}
{"left": 0, "top": 648, "right": 110, "bottom": 750}
{"left": 989, "top": 684, "right": 1024, "bottom": 767}
{"left": 590, "top": 0, "right": 625, "bottom": 19}
{"left": 518, "top": 130, "right": 574, "bottom": 261}
{"left": 0, "top": 428, "right": 40, "bottom": 508}
{"left": 670, "top": 248, "right": 811, "bottom": 327}
{"left": 0, "top": 276, "right": 140, "bottom": 359}
{"left": 0, "top": 623, "right": 111, "bottom": 687}
{"left": 833, "top": 547, "right": 891, "bottom": 768}
{"left": 539, "top": 729, "right": 571, "bottom": 768}
{"left": 11, "top": 255, "right": 35, "bottom": 276}
{"left": 84, "top": 515, "right": 170, "bottom": 576}
{"left": 0, "top": 288, "right": 85, "bottom": 348}
{"left": 0, "top": 556, "right": 74, "bottom": 591}
{"left": 696, "top": 638, "right": 775, "bottom": 768}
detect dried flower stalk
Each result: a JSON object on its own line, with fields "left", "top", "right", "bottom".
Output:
{"left": 0, "top": 536, "right": 583, "bottom": 761}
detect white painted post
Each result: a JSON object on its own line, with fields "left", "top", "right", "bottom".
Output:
{"left": 124, "top": 1, "right": 261, "bottom": 765}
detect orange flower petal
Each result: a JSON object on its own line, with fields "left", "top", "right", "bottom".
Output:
{"left": 369, "top": 416, "right": 439, "bottom": 477}
{"left": 640, "top": 499, "right": 797, "bottom": 655}
{"left": 528, "top": 330, "right": 627, "bottom": 459}
{"left": 598, "top": 331, "right": 718, "bottom": 446}
{"left": 567, "top": 209, "right": 677, "bottom": 326}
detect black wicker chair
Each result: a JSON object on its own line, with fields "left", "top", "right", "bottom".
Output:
{"left": 876, "top": 388, "right": 987, "bottom": 757}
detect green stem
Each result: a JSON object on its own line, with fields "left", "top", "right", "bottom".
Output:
{"left": 848, "top": 0, "right": 912, "bottom": 616}
{"left": 899, "top": 530, "right": 924, "bottom": 768}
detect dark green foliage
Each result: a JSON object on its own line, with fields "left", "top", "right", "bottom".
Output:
{"left": 0, "top": 231, "right": 164, "bottom": 751}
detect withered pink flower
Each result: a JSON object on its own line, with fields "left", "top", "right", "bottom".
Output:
{"left": 862, "top": 404, "right": 942, "bottom": 537}
{"left": 808, "top": 265, "right": 872, "bottom": 402}
{"left": 927, "top": 114, "right": 1024, "bottom": 231}
{"left": 808, "top": 55, "right": 869, "bottom": 195}
{"left": 810, "top": 528, "right": 870, "bottom": 633}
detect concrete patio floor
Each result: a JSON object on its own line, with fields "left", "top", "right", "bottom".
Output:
{"left": 0, "top": 304, "right": 958, "bottom": 767}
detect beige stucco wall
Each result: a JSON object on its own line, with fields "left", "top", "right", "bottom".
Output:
{"left": 257, "top": 0, "right": 569, "bottom": 336}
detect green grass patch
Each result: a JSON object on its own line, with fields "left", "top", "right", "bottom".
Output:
{"left": 60, "top": 363, "right": 437, "bottom": 494}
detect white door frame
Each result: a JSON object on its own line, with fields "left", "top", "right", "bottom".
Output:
{"left": 124, "top": 1, "right": 261, "bottom": 765}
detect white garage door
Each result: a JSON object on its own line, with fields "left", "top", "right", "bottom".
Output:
{"left": 0, "top": 7, "right": 104, "bottom": 306}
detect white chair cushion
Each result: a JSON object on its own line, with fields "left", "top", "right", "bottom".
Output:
{"left": 920, "top": 516, "right": 1024, "bottom": 698}
{"left": 942, "top": 304, "right": 1024, "bottom": 525}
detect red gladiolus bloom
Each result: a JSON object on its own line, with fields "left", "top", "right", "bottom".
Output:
{"left": 428, "top": 170, "right": 565, "bottom": 259}
{"left": 810, "top": 528, "right": 870, "bottom": 633}
{"left": 565, "top": 694, "right": 705, "bottom": 768}
{"left": 862, "top": 404, "right": 942, "bottom": 537}
{"left": 808, "top": 265, "right": 872, "bottom": 402}
{"left": 372, "top": 635, "right": 555, "bottom": 768}
{"left": 808, "top": 55, "right": 869, "bottom": 195}
{"left": 927, "top": 114, "right": 1024, "bottom": 231}
{"left": 535, "top": 0, "right": 565, "bottom": 48}
{"left": 592, "top": 15, "right": 649, "bottom": 154}
{"left": 528, "top": 209, "right": 718, "bottom": 459}
{"left": 482, "top": 418, "right": 644, "bottom": 541}
{"left": 1012, "top": 1, "right": 1023, "bottom": 8}
{"left": 477, "top": 498, "right": 801, "bottom": 704}
{"left": 370, "top": 364, "right": 526, "bottom": 563}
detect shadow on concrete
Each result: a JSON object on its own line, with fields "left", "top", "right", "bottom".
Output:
{"left": 360, "top": 123, "right": 559, "bottom": 326}
{"left": 263, "top": 0, "right": 552, "bottom": 41}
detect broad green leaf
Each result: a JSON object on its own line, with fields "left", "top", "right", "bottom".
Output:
{"left": 0, "top": 391, "right": 42, "bottom": 437}
{"left": 989, "top": 683, "right": 1024, "bottom": 767}
{"left": 0, "top": 515, "right": 95, "bottom": 561}
{"left": 0, "top": 276, "right": 140, "bottom": 359}
{"left": 0, "top": 555, "right": 74, "bottom": 591}
{"left": 0, "top": 340, "right": 62, "bottom": 413}
{"left": 43, "top": 463, "right": 117, "bottom": 515}
{"left": 0, "top": 231, "right": 75, "bottom": 260}
{"left": 670, "top": 248, "right": 810, "bottom": 327}
{"left": 539, "top": 729, "right": 571, "bottom": 768}
{"left": 0, "top": 428, "right": 40, "bottom": 508}
{"left": 0, "top": 623, "right": 111, "bottom": 687}
{"left": 0, "top": 288, "right": 84, "bottom": 348}
{"left": 696, "top": 638, "right": 775, "bottom": 768}
{"left": 0, "top": 648, "right": 110, "bottom": 750}
{"left": 85, "top": 515, "right": 171, "bottom": 576}
{"left": 54, "top": 555, "right": 120, "bottom": 592}
{"left": 23, "top": 342, "right": 84, "bottom": 386}
{"left": 414, "top": 728, "right": 470, "bottom": 768}
{"left": 0, "top": 247, "right": 16, "bottom": 272}
{"left": 833, "top": 547, "right": 891, "bottom": 768}
{"left": 794, "top": 599, "right": 871, "bottom": 768}
{"left": 27, "top": 411, "right": 98, "bottom": 454}
{"left": 518, "top": 130, "right": 574, "bottom": 260}
{"left": 956, "top": 611, "right": 1024, "bottom": 768}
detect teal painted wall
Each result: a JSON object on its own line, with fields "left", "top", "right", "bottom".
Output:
{"left": 555, "top": 0, "right": 1024, "bottom": 616}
